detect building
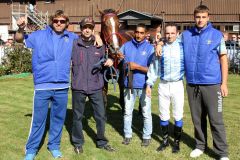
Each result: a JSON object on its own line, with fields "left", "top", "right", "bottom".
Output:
{"left": 0, "top": 0, "right": 240, "bottom": 37}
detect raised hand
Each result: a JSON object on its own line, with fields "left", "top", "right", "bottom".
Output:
{"left": 17, "top": 17, "right": 27, "bottom": 30}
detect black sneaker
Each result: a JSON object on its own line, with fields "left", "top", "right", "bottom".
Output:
{"left": 156, "top": 140, "right": 169, "bottom": 152}
{"left": 74, "top": 146, "right": 83, "bottom": 154}
{"left": 172, "top": 141, "right": 180, "bottom": 153}
{"left": 141, "top": 139, "right": 151, "bottom": 147}
{"left": 122, "top": 137, "right": 131, "bottom": 145}
{"left": 99, "top": 144, "right": 116, "bottom": 152}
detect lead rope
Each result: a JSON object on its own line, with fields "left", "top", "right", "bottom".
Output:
{"left": 103, "top": 45, "right": 119, "bottom": 91}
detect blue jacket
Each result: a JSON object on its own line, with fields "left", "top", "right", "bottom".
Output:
{"left": 120, "top": 39, "right": 154, "bottom": 89}
{"left": 25, "top": 26, "right": 78, "bottom": 89}
{"left": 71, "top": 36, "right": 105, "bottom": 94}
{"left": 182, "top": 23, "right": 223, "bottom": 84}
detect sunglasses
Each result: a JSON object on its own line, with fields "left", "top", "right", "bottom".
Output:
{"left": 82, "top": 25, "right": 94, "bottom": 30}
{"left": 53, "top": 19, "right": 66, "bottom": 24}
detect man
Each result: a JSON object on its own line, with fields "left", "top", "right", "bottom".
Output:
{"left": 120, "top": 23, "right": 154, "bottom": 147}
{"left": 71, "top": 17, "right": 115, "bottom": 154}
{"left": 182, "top": 5, "right": 229, "bottom": 160}
{"left": 5, "top": 36, "right": 14, "bottom": 47}
{"left": 146, "top": 23, "right": 184, "bottom": 153}
{"left": 231, "top": 34, "right": 237, "bottom": 42}
{"left": 15, "top": 10, "right": 102, "bottom": 160}
{"left": 15, "top": 10, "right": 77, "bottom": 160}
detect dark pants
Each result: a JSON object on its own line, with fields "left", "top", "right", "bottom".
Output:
{"left": 71, "top": 90, "right": 108, "bottom": 148}
{"left": 186, "top": 84, "right": 228, "bottom": 157}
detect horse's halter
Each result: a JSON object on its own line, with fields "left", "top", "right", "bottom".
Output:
{"left": 102, "top": 13, "right": 123, "bottom": 54}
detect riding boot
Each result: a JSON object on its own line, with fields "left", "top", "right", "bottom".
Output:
{"left": 172, "top": 125, "right": 182, "bottom": 153}
{"left": 157, "top": 125, "right": 169, "bottom": 152}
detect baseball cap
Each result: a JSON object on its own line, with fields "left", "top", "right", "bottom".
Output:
{"left": 80, "top": 17, "right": 95, "bottom": 28}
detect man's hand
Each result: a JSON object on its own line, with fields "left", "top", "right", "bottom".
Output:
{"left": 94, "top": 33, "right": 103, "bottom": 47}
{"left": 116, "top": 52, "right": 125, "bottom": 59}
{"left": 128, "top": 62, "right": 139, "bottom": 70}
{"left": 15, "top": 17, "right": 26, "bottom": 43}
{"left": 128, "top": 62, "right": 148, "bottom": 73}
{"left": 146, "top": 85, "right": 152, "bottom": 98}
{"left": 221, "top": 83, "right": 228, "bottom": 97}
{"left": 104, "top": 58, "right": 113, "bottom": 67}
{"left": 219, "top": 54, "right": 228, "bottom": 97}
{"left": 17, "top": 17, "right": 27, "bottom": 30}
{"left": 155, "top": 42, "right": 163, "bottom": 56}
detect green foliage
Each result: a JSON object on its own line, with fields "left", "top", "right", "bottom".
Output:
{"left": 0, "top": 43, "right": 32, "bottom": 76}
{"left": 0, "top": 65, "right": 6, "bottom": 76}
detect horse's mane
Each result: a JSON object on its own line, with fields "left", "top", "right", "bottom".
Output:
{"left": 119, "top": 30, "right": 134, "bottom": 41}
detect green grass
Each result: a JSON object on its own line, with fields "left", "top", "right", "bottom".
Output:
{"left": 0, "top": 75, "right": 239, "bottom": 160}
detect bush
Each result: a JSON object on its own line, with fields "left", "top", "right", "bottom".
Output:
{"left": 0, "top": 66, "right": 6, "bottom": 76}
{"left": 0, "top": 43, "right": 32, "bottom": 76}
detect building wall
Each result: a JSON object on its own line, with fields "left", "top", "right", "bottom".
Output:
{"left": 0, "top": 3, "right": 11, "bottom": 24}
{"left": 0, "top": 0, "right": 240, "bottom": 33}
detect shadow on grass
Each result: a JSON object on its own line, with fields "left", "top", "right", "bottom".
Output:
{"left": 103, "top": 94, "right": 217, "bottom": 159}
{"left": 23, "top": 93, "right": 216, "bottom": 159}
{"left": 64, "top": 101, "right": 97, "bottom": 147}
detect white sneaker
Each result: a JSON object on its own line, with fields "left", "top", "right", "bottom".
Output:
{"left": 219, "top": 157, "right": 229, "bottom": 160}
{"left": 190, "top": 148, "right": 203, "bottom": 158}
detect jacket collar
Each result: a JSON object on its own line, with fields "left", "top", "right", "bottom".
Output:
{"left": 46, "top": 25, "right": 70, "bottom": 38}
{"left": 131, "top": 38, "right": 147, "bottom": 48}
{"left": 165, "top": 38, "right": 180, "bottom": 47}
{"left": 76, "top": 35, "right": 95, "bottom": 46}
{"left": 193, "top": 22, "right": 213, "bottom": 34}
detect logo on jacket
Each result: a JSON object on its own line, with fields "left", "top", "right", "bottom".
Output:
{"left": 64, "top": 37, "right": 69, "bottom": 43}
{"left": 217, "top": 91, "right": 222, "bottom": 112}
{"left": 142, "top": 51, "right": 146, "bottom": 55}
{"left": 207, "top": 40, "right": 212, "bottom": 45}
{"left": 95, "top": 52, "right": 100, "bottom": 55}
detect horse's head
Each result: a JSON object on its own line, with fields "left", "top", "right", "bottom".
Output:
{"left": 98, "top": 8, "right": 121, "bottom": 53}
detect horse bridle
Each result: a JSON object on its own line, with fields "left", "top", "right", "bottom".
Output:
{"left": 99, "top": 13, "right": 125, "bottom": 87}
{"left": 101, "top": 13, "right": 125, "bottom": 53}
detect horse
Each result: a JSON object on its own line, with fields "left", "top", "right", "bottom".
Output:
{"left": 98, "top": 8, "right": 134, "bottom": 112}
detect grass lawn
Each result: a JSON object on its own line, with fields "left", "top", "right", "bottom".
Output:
{"left": 0, "top": 74, "right": 239, "bottom": 160}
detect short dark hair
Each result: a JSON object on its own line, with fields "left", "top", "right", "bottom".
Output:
{"left": 165, "top": 23, "right": 178, "bottom": 31}
{"left": 194, "top": 5, "right": 210, "bottom": 15}
{"left": 136, "top": 23, "right": 147, "bottom": 31}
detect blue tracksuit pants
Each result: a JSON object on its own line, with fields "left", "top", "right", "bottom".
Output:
{"left": 25, "top": 89, "right": 68, "bottom": 154}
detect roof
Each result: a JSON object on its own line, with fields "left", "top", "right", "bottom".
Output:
{"left": 118, "top": 9, "right": 162, "bottom": 21}
{"left": 1, "top": 0, "right": 240, "bottom": 25}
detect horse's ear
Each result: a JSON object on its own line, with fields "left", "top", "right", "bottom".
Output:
{"left": 115, "top": 9, "right": 120, "bottom": 15}
{"left": 115, "top": 0, "right": 124, "bottom": 14}
{"left": 97, "top": 5, "right": 104, "bottom": 15}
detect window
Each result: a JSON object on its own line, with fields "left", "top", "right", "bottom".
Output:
{"left": 177, "top": 26, "right": 181, "bottom": 31}
{"left": 213, "top": 25, "right": 220, "bottom": 30}
{"left": 225, "top": 25, "right": 233, "bottom": 31}
{"left": 183, "top": 25, "right": 192, "bottom": 30}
